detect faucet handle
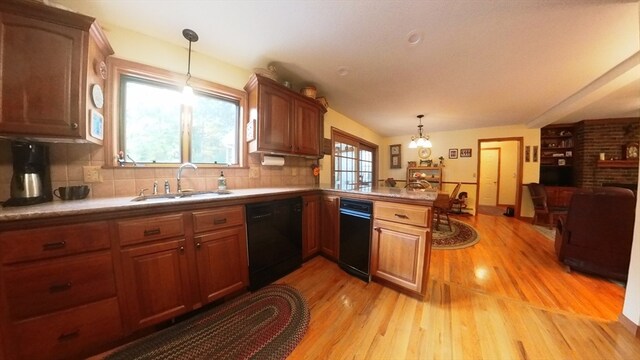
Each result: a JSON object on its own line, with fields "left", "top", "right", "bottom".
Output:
{"left": 138, "top": 188, "right": 148, "bottom": 196}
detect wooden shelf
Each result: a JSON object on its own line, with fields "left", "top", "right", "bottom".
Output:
{"left": 596, "top": 160, "right": 639, "bottom": 168}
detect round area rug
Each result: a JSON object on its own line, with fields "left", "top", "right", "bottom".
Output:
{"left": 106, "top": 284, "right": 309, "bottom": 360}
{"left": 432, "top": 218, "right": 480, "bottom": 249}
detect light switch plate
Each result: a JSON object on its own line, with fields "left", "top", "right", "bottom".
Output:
{"left": 83, "top": 166, "right": 102, "bottom": 183}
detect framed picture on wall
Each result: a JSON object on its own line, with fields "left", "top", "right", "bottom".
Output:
{"left": 449, "top": 148, "right": 458, "bottom": 159}
{"left": 533, "top": 146, "right": 539, "bottom": 162}
{"left": 460, "top": 148, "right": 472, "bottom": 157}
{"left": 390, "top": 144, "right": 401, "bottom": 169}
{"left": 525, "top": 145, "right": 531, "bottom": 162}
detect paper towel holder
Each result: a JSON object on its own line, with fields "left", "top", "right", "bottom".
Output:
{"left": 261, "top": 154, "right": 286, "bottom": 166}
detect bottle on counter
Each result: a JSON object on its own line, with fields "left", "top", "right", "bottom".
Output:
{"left": 218, "top": 171, "right": 227, "bottom": 191}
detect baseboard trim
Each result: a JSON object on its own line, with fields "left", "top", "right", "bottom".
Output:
{"left": 618, "top": 313, "right": 640, "bottom": 339}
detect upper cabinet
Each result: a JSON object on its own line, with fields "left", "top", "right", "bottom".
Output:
{"left": 244, "top": 74, "right": 325, "bottom": 158}
{"left": 0, "top": 0, "right": 114, "bottom": 143}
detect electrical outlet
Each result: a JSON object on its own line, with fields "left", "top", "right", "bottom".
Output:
{"left": 249, "top": 167, "right": 260, "bottom": 179}
{"left": 83, "top": 166, "right": 102, "bottom": 183}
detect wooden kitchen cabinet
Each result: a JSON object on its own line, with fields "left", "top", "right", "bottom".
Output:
{"left": 302, "top": 195, "right": 321, "bottom": 259}
{"left": 0, "top": 221, "right": 122, "bottom": 360}
{"left": 192, "top": 206, "right": 249, "bottom": 304}
{"left": 320, "top": 195, "right": 340, "bottom": 260}
{"left": 245, "top": 74, "right": 325, "bottom": 157}
{"left": 371, "top": 201, "right": 432, "bottom": 297}
{"left": 0, "top": 0, "right": 113, "bottom": 143}
{"left": 119, "top": 238, "right": 192, "bottom": 331}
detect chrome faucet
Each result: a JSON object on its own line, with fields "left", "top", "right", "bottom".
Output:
{"left": 177, "top": 162, "right": 197, "bottom": 193}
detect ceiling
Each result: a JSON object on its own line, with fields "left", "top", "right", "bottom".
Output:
{"left": 54, "top": 0, "right": 640, "bottom": 137}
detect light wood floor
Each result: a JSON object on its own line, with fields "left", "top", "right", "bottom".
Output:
{"left": 280, "top": 213, "right": 640, "bottom": 359}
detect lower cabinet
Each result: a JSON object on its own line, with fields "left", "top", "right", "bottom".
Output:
{"left": 119, "top": 239, "right": 192, "bottom": 330}
{"left": 320, "top": 195, "right": 340, "bottom": 260}
{"left": 194, "top": 226, "right": 248, "bottom": 303}
{"left": 0, "top": 221, "right": 122, "bottom": 360}
{"left": 302, "top": 195, "right": 321, "bottom": 259}
{"left": 371, "top": 201, "right": 432, "bottom": 297}
{"left": 116, "top": 205, "right": 249, "bottom": 333}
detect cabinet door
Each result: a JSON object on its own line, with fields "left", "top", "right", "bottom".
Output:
{"left": 302, "top": 195, "right": 321, "bottom": 259}
{"left": 320, "top": 195, "right": 340, "bottom": 260}
{"left": 120, "top": 239, "right": 191, "bottom": 330}
{"left": 371, "top": 219, "right": 427, "bottom": 294}
{"left": 257, "top": 84, "right": 293, "bottom": 152}
{"left": 293, "top": 100, "right": 321, "bottom": 156}
{"left": 0, "top": 13, "right": 83, "bottom": 138}
{"left": 194, "top": 227, "right": 248, "bottom": 304}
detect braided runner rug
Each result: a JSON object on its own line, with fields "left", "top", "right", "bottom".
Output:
{"left": 105, "top": 284, "right": 309, "bottom": 360}
{"left": 432, "top": 218, "right": 480, "bottom": 250}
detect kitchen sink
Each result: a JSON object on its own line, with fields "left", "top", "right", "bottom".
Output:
{"left": 131, "top": 190, "right": 231, "bottom": 202}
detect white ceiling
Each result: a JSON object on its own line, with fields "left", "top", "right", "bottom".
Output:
{"left": 54, "top": 0, "right": 640, "bottom": 136}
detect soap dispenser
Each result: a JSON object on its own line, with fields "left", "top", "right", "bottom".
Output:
{"left": 217, "top": 171, "right": 227, "bottom": 191}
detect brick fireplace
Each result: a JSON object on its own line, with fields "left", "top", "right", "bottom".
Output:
{"left": 573, "top": 118, "right": 639, "bottom": 189}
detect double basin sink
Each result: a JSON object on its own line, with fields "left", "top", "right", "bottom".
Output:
{"left": 131, "top": 190, "right": 232, "bottom": 202}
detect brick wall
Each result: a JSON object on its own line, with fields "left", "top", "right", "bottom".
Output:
{"left": 574, "top": 118, "right": 640, "bottom": 188}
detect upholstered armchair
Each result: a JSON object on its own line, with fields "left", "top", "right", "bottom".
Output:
{"left": 555, "top": 187, "right": 636, "bottom": 281}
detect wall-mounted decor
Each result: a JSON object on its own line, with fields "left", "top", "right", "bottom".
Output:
{"left": 448, "top": 148, "right": 458, "bottom": 159}
{"left": 390, "top": 144, "right": 401, "bottom": 169}
{"left": 246, "top": 119, "right": 255, "bottom": 141}
{"left": 525, "top": 145, "right": 531, "bottom": 162}
{"left": 460, "top": 148, "right": 472, "bottom": 157}
{"left": 533, "top": 145, "right": 539, "bottom": 162}
{"left": 90, "top": 109, "right": 104, "bottom": 140}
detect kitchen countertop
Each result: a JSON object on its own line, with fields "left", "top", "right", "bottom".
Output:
{"left": 0, "top": 185, "right": 438, "bottom": 222}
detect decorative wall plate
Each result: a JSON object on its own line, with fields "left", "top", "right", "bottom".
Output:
{"left": 91, "top": 84, "right": 104, "bottom": 109}
{"left": 418, "top": 147, "right": 431, "bottom": 160}
{"left": 95, "top": 60, "right": 107, "bottom": 79}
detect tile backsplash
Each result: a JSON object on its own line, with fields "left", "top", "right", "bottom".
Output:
{"left": 0, "top": 140, "right": 318, "bottom": 202}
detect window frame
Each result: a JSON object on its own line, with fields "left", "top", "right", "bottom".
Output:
{"left": 331, "top": 127, "right": 378, "bottom": 190}
{"left": 105, "top": 57, "right": 247, "bottom": 168}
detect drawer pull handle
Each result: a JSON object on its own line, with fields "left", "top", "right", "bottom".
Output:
{"left": 58, "top": 329, "right": 80, "bottom": 342}
{"left": 213, "top": 218, "right": 227, "bottom": 225}
{"left": 144, "top": 228, "right": 161, "bottom": 236}
{"left": 42, "top": 241, "right": 66, "bottom": 251}
{"left": 49, "top": 282, "right": 73, "bottom": 293}
{"left": 394, "top": 214, "right": 409, "bottom": 219}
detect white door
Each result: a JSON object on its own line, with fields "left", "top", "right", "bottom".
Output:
{"left": 479, "top": 148, "right": 499, "bottom": 206}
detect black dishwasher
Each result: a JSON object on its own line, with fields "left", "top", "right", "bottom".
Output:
{"left": 339, "top": 198, "right": 373, "bottom": 282}
{"left": 246, "top": 197, "right": 302, "bottom": 290}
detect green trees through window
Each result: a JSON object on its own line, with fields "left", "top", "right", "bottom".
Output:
{"left": 120, "top": 76, "right": 240, "bottom": 165}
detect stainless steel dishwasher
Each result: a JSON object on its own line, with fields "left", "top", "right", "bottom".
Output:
{"left": 339, "top": 198, "right": 373, "bottom": 281}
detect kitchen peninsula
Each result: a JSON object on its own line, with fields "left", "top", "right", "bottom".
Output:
{"left": 0, "top": 186, "right": 437, "bottom": 360}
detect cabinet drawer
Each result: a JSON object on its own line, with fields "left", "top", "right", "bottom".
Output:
{"left": 192, "top": 206, "right": 244, "bottom": 233}
{"left": 117, "top": 213, "right": 184, "bottom": 246}
{"left": 12, "top": 297, "right": 122, "bottom": 360}
{"left": 374, "top": 201, "right": 430, "bottom": 227}
{"left": 4, "top": 251, "right": 116, "bottom": 320}
{"left": 0, "top": 221, "right": 110, "bottom": 264}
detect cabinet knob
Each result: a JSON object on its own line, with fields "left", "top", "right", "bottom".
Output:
{"left": 195, "top": 242, "right": 201, "bottom": 249}
{"left": 179, "top": 246, "right": 185, "bottom": 253}
{"left": 71, "top": 122, "right": 78, "bottom": 129}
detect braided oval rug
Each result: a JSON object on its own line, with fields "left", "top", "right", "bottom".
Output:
{"left": 105, "top": 284, "right": 310, "bottom": 360}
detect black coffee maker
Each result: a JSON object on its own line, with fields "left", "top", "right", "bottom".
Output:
{"left": 3, "top": 142, "right": 52, "bottom": 207}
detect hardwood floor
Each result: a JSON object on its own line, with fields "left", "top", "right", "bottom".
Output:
{"left": 280, "top": 213, "right": 640, "bottom": 359}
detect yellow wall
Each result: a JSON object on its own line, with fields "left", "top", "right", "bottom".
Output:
{"left": 101, "top": 22, "right": 251, "bottom": 90}
{"left": 319, "top": 109, "right": 383, "bottom": 185}
{"left": 379, "top": 125, "right": 540, "bottom": 216}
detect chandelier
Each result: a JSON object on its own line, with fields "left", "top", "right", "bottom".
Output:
{"left": 408, "top": 114, "right": 432, "bottom": 148}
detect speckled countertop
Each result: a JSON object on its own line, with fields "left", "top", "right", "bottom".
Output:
{"left": 0, "top": 185, "right": 439, "bottom": 222}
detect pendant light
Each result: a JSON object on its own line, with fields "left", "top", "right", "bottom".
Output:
{"left": 182, "top": 28, "right": 199, "bottom": 105}
{"left": 408, "top": 114, "right": 432, "bottom": 148}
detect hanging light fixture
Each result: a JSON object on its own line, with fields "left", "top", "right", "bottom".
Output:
{"left": 182, "top": 28, "right": 199, "bottom": 105}
{"left": 408, "top": 114, "right": 432, "bottom": 148}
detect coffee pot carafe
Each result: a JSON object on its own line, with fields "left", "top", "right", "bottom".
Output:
{"left": 4, "top": 142, "right": 52, "bottom": 207}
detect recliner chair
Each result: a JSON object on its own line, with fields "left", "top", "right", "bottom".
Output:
{"left": 555, "top": 187, "right": 636, "bottom": 281}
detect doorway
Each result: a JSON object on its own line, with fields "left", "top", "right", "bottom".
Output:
{"left": 476, "top": 138, "right": 523, "bottom": 217}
